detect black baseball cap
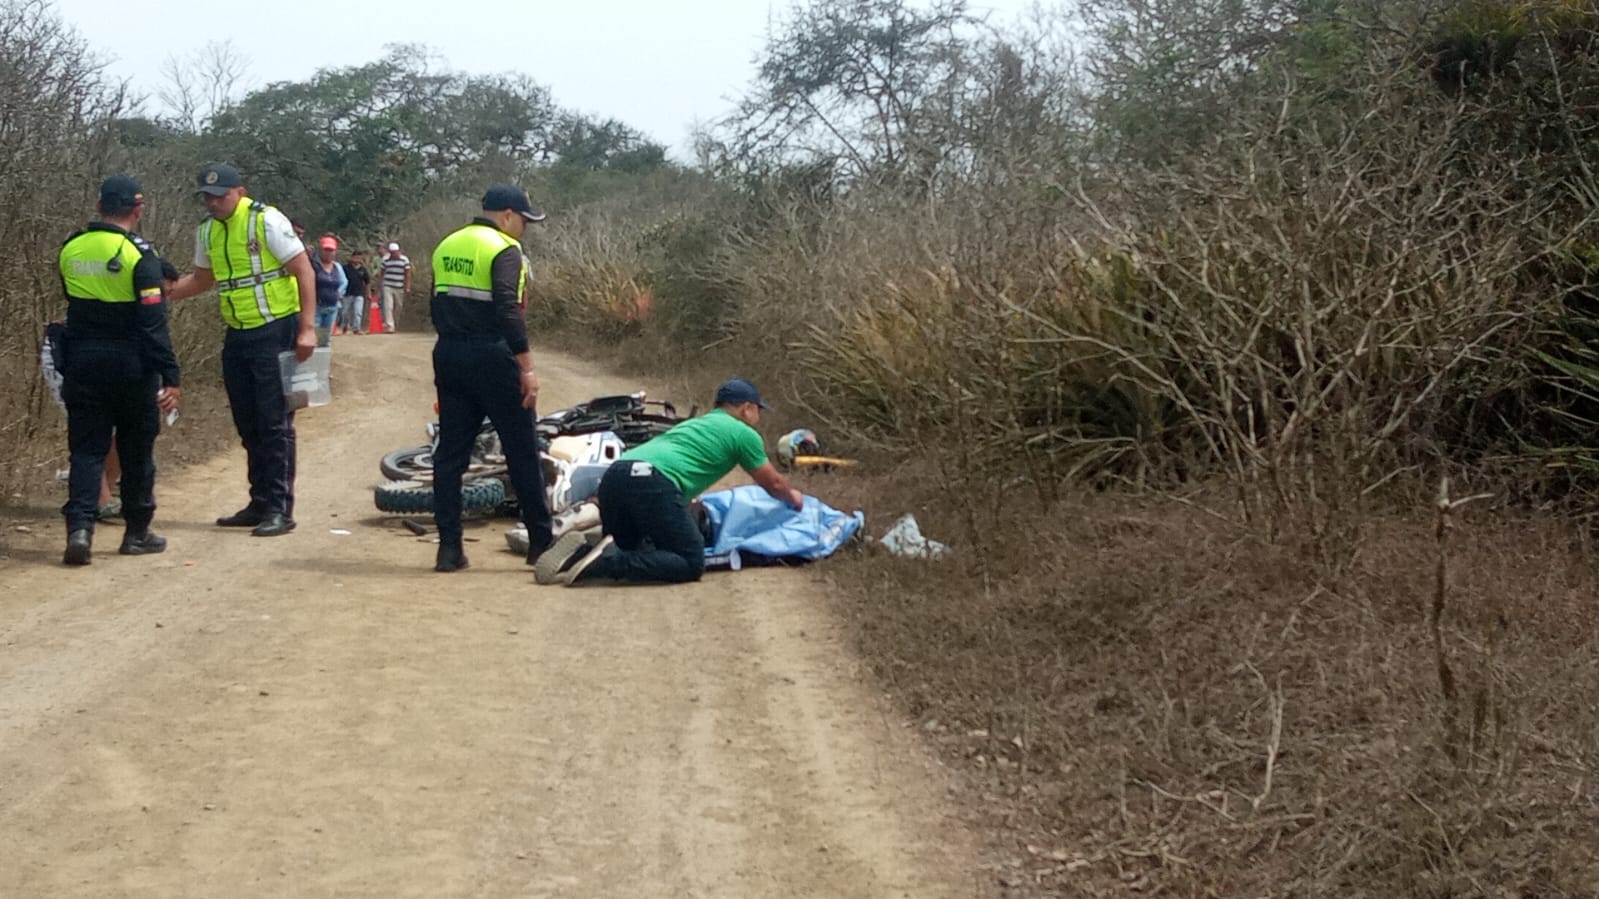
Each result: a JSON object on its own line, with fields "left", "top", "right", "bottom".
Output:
{"left": 715, "top": 378, "right": 769, "bottom": 409}
{"left": 99, "top": 174, "right": 144, "bottom": 213}
{"left": 481, "top": 184, "right": 546, "bottom": 222}
{"left": 197, "top": 163, "right": 243, "bottom": 195}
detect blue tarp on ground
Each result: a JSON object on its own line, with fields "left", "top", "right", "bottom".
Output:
{"left": 699, "top": 485, "right": 864, "bottom": 569}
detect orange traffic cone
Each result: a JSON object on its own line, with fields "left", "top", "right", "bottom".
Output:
{"left": 368, "top": 296, "right": 382, "bottom": 334}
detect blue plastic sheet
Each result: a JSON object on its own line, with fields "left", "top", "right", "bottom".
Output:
{"left": 698, "top": 485, "right": 864, "bottom": 569}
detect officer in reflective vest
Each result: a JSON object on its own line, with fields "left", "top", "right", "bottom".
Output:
{"left": 428, "top": 184, "right": 553, "bottom": 572}
{"left": 57, "top": 174, "right": 182, "bottom": 565}
{"left": 168, "top": 163, "right": 317, "bottom": 537}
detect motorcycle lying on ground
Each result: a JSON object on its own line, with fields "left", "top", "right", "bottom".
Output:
{"left": 373, "top": 392, "right": 685, "bottom": 516}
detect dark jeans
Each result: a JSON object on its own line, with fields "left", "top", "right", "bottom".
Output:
{"left": 61, "top": 342, "right": 160, "bottom": 534}
{"left": 222, "top": 316, "right": 298, "bottom": 517}
{"left": 590, "top": 460, "right": 706, "bottom": 584}
{"left": 431, "top": 336, "right": 551, "bottom": 548}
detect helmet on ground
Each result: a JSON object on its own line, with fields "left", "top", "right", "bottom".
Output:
{"left": 775, "top": 429, "right": 820, "bottom": 470}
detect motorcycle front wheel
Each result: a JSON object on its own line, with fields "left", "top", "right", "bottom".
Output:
{"left": 373, "top": 478, "right": 506, "bottom": 515}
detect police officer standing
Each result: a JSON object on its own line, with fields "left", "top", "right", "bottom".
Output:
{"left": 57, "top": 175, "right": 182, "bottom": 565}
{"left": 429, "top": 185, "right": 553, "bottom": 572}
{"left": 168, "top": 163, "right": 317, "bottom": 537}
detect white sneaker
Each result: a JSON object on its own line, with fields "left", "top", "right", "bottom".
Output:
{"left": 559, "top": 535, "right": 613, "bottom": 586}
{"left": 534, "top": 530, "right": 589, "bottom": 585}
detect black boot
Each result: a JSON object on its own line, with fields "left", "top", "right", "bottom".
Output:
{"left": 216, "top": 505, "right": 266, "bottom": 527}
{"left": 120, "top": 530, "right": 168, "bottom": 555}
{"left": 436, "top": 542, "right": 469, "bottom": 572}
{"left": 250, "top": 513, "right": 296, "bottom": 537}
{"left": 524, "top": 530, "right": 554, "bottom": 566}
{"left": 63, "top": 529, "right": 92, "bottom": 566}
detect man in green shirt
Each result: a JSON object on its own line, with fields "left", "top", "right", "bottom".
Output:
{"left": 535, "top": 378, "right": 804, "bottom": 586}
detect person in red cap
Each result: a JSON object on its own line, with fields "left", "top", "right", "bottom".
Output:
{"left": 311, "top": 234, "right": 347, "bottom": 346}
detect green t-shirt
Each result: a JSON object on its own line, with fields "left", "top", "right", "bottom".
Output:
{"left": 620, "top": 408, "right": 769, "bottom": 498}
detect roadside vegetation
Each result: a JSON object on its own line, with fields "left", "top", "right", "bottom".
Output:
{"left": 527, "top": 0, "right": 1599, "bottom": 893}
{"left": 4, "top": 0, "right": 1598, "bottom": 892}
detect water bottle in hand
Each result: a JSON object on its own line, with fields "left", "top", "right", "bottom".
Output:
{"left": 158, "top": 389, "right": 178, "bottom": 426}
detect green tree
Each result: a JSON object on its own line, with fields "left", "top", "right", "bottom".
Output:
{"left": 202, "top": 47, "right": 560, "bottom": 234}
{"left": 547, "top": 113, "right": 667, "bottom": 173}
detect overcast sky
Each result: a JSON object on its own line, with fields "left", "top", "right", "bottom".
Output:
{"left": 51, "top": 0, "right": 1048, "bottom": 157}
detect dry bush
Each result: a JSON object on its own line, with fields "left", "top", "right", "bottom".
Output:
{"left": 709, "top": 9, "right": 1599, "bottom": 894}
{"left": 514, "top": 185, "right": 747, "bottom": 371}
{"left": 524, "top": 205, "right": 654, "bottom": 343}
{"left": 819, "top": 465, "right": 1599, "bottom": 896}
{"left": 718, "top": 28, "right": 1598, "bottom": 571}
{"left": 0, "top": 0, "right": 128, "bottom": 497}
{"left": 1062, "top": 73, "right": 1594, "bottom": 559}
{"left": 717, "top": 192, "right": 963, "bottom": 411}
{"left": 0, "top": 3, "right": 261, "bottom": 503}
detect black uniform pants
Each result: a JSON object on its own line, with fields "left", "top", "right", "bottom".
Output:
{"left": 222, "top": 316, "right": 298, "bottom": 518}
{"left": 62, "top": 341, "right": 160, "bottom": 534}
{"left": 590, "top": 461, "right": 706, "bottom": 584}
{"left": 431, "top": 336, "right": 551, "bottom": 548}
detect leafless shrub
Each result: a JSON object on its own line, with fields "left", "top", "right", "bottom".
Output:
{"left": 0, "top": 0, "right": 128, "bottom": 496}
{"left": 722, "top": 22, "right": 1597, "bottom": 568}
{"left": 1063, "top": 67, "right": 1594, "bottom": 557}
{"left": 156, "top": 39, "right": 250, "bottom": 131}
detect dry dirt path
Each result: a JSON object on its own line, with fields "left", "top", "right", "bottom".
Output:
{"left": 0, "top": 334, "right": 982, "bottom": 899}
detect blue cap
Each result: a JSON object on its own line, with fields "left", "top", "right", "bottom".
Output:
{"left": 99, "top": 174, "right": 144, "bottom": 213}
{"left": 481, "top": 184, "right": 546, "bottom": 222}
{"left": 715, "top": 378, "right": 768, "bottom": 409}
{"left": 197, "top": 162, "right": 243, "bottom": 195}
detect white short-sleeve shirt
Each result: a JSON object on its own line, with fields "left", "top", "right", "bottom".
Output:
{"left": 193, "top": 203, "right": 306, "bottom": 270}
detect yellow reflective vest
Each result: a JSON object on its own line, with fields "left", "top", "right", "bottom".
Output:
{"left": 432, "top": 223, "right": 525, "bottom": 306}
{"left": 59, "top": 228, "right": 144, "bottom": 303}
{"left": 201, "top": 196, "right": 301, "bottom": 329}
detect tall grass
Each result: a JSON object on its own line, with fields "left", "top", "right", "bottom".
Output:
{"left": 529, "top": 10, "right": 1599, "bottom": 560}
{"left": 511, "top": 9, "right": 1599, "bottom": 890}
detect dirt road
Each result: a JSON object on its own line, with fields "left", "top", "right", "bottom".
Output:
{"left": 0, "top": 335, "right": 979, "bottom": 899}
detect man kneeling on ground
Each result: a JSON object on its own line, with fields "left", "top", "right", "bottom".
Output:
{"left": 535, "top": 378, "right": 804, "bottom": 586}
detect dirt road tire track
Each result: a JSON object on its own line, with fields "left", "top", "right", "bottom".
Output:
{"left": 0, "top": 334, "right": 980, "bottom": 898}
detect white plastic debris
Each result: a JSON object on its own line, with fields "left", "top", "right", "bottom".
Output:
{"left": 877, "top": 514, "right": 951, "bottom": 560}
{"left": 505, "top": 526, "right": 530, "bottom": 555}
